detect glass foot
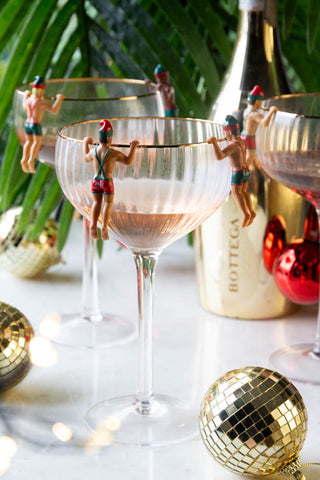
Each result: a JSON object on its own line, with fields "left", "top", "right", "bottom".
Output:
{"left": 270, "top": 343, "right": 320, "bottom": 384}
{"left": 85, "top": 394, "right": 199, "bottom": 446}
{"left": 46, "top": 313, "right": 136, "bottom": 349}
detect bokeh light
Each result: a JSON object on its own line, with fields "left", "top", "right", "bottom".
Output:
{"left": 52, "top": 422, "right": 73, "bottom": 442}
{"left": 100, "top": 416, "right": 121, "bottom": 432}
{"left": 29, "top": 337, "right": 58, "bottom": 367}
{"left": 0, "top": 436, "right": 17, "bottom": 476}
{"left": 39, "top": 312, "right": 61, "bottom": 339}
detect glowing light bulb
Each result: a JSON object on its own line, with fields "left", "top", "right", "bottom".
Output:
{"left": 39, "top": 312, "right": 61, "bottom": 339}
{"left": 0, "top": 455, "right": 11, "bottom": 477}
{"left": 101, "top": 416, "right": 121, "bottom": 432}
{"left": 0, "top": 436, "right": 17, "bottom": 458}
{"left": 30, "top": 337, "right": 58, "bottom": 367}
{"left": 52, "top": 423, "right": 73, "bottom": 442}
{"left": 0, "top": 436, "right": 17, "bottom": 476}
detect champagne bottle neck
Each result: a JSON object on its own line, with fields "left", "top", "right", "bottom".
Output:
{"left": 237, "top": 0, "right": 278, "bottom": 39}
{"left": 210, "top": 0, "right": 293, "bottom": 121}
{"left": 239, "top": 0, "right": 277, "bottom": 26}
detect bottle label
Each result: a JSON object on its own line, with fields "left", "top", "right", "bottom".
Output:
{"left": 195, "top": 195, "right": 292, "bottom": 319}
{"left": 239, "top": 0, "right": 264, "bottom": 11}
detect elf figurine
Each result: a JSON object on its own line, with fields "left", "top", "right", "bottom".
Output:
{"left": 84, "top": 120, "right": 140, "bottom": 241}
{"left": 241, "top": 85, "right": 278, "bottom": 167}
{"left": 208, "top": 115, "right": 256, "bottom": 228}
{"left": 20, "top": 76, "right": 65, "bottom": 173}
{"left": 145, "top": 64, "right": 177, "bottom": 117}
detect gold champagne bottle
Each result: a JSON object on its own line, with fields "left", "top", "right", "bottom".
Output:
{"left": 195, "top": 0, "right": 306, "bottom": 319}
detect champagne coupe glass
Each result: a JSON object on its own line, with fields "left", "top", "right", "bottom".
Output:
{"left": 14, "top": 79, "right": 164, "bottom": 348}
{"left": 56, "top": 117, "right": 231, "bottom": 446}
{"left": 256, "top": 93, "right": 320, "bottom": 384}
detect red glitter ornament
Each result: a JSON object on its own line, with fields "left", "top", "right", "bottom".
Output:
{"left": 273, "top": 208, "right": 319, "bottom": 305}
{"left": 274, "top": 240, "right": 319, "bottom": 305}
{"left": 263, "top": 216, "right": 286, "bottom": 274}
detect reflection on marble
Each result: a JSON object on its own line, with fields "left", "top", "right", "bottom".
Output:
{"left": 0, "top": 220, "right": 319, "bottom": 479}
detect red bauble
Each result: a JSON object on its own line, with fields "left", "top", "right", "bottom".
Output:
{"left": 263, "top": 216, "right": 286, "bottom": 274}
{"left": 274, "top": 240, "right": 319, "bottom": 305}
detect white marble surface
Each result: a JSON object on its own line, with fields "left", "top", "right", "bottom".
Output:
{"left": 0, "top": 220, "right": 319, "bottom": 479}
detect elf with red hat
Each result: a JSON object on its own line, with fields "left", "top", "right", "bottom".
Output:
{"left": 145, "top": 64, "right": 177, "bottom": 117}
{"left": 241, "top": 85, "right": 278, "bottom": 167}
{"left": 84, "top": 120, "right": 140, "bottom": 240}
{"left": 21, "top": 75, "right": 65, "bottom": 173}
{"left": 207, "top": 115, "right": 256, "bottom": 228}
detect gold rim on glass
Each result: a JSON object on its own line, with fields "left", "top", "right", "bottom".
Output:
{"left": 15, "top": 77, "right": 161, "bottom": 102}
{"left": 57, "top": 117, "right": 223, "bottom": 149}
{"left": 264, "top": 92, "right": 320, "bottom": 119}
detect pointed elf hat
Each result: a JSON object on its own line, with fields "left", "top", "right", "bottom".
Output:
{"left": 154, "top": 64, "right": 169, "bottom": 78}
{"left": 248, "top": 85, "right": 264, "bottom": 101}
{"left": 222, "top": 115, "right": 240, "bottom": 131}
{"left": 99, "top": 119, "right": 113, "bottom": 138}
{"left": 32, "top": 75, "right": 45, "bottom": 89}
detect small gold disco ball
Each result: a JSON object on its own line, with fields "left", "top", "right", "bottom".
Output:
{"left": 0, "top": 207, "right": 62, "bottom": 278}
{"left": 199, "top": 366, "right": 308, "bottom": 477}
{"left": 0, "top": 302, "right": 34, "bottom": 392}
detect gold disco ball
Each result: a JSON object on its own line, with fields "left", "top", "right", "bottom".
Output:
{"left": 0, "top": 207, "right": 62, "bottom": 277}
{"left": 199, "top": 366, "right": 308, "bottom": 477}
{"left": 0, "top": 302, "right": 34, "bottom": 392}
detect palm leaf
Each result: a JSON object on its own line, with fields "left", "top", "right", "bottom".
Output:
{"left": 50, "top": 29, "right": 81, "bottom": 78}
{"left": 153, "top": 0, "right": 221, "bottom": 99}
{"left": 0, "top": 0, "right": 58, "bottom": 132}
{"left": 89, "top": 18, "right": 145, "bottom": 79}
{"left": 94, "top": 0, "right": 207, "bottom": 116}
{"left": 29, "top": 174, "right": 61, "bottom": 238}
{"left": 57, "top": 198, "right": 74, "bottom": 252}
{"left": 0, "top": 0, "right": 33, "bottom": 52}
{"left": 187, "top": 0, "right": 232, "bottom": 63}
{"left": 307, "top": 0, "right": 320, "bottom": 53}
{"left": 0, "top": 125, "right": 19, "bottom": 209}
{"left": 282, "top": 0, "right": 298, "bottom": 39}
{"left": 25, "top": 0, "right": 82, "bottom": 79}
{"left": 17, "top": 164, "right": 53, "bottom": 233}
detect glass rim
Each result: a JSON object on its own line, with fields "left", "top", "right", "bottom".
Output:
{"left": 264, "top": 92, "right": 320, "bottom": 119}
{"left": 15, "top": 77, "right": 161, "bottom": 102}
{"left": 57, "top": 117, "right": 223, "bottom": 149}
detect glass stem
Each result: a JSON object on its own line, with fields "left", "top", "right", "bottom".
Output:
{"left": 313, "top": 209, "right": 320, "bottom": 356}
{"left": 81, "top": 218, "right": 102, "bottom": 322}
{"left": 133, "top": 252, "right": 159, "bottom": 414}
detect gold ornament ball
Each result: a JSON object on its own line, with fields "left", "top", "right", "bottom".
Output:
{"left": 0, "top": 302, "right": 34, "bottom": 392}
{"left": 199, "top": 366, "right": 308, "bottom": 476}
{"left": 0, "top": 207, "right": 62, "bottom": 278}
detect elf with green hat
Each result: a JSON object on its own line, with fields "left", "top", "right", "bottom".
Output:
{"left": 145, "top": 64, "right": 177, "bottom": 117}
{"left": 21, "top": 75, "right": 65, "bottom": 173}
{"left": 207, "top": 115, "right": 256, "bottom": 228}
{"left": 241, "top": 85, "right": 278, "bottom": 167}
{"left": 83, "top": 120, "right": 140, "bottom": 240}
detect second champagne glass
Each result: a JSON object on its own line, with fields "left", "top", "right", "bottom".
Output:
{"left": 56, "top": 117, "right": 231, "bottom": 446}
{"left": 14, "top": 79, "right": 164, "bottom": 348}
{"left": 256, "top": 93, "right": 320, "bottom": 384}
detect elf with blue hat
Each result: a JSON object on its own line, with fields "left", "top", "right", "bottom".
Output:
{"left": 21, "top": 75, "right": 65, "bottom": 173}
{"left": 207, "top": 115, "right": 256, "bottom": 228}
{"left": 145, "top": 64, "right": 177, "bottom": 117}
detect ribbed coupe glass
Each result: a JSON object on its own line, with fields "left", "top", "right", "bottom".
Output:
{"left": 256, "top": 93, "right": 320, "bottom": 384}
{"left": 14, "top": 79, "right": 164, "bottom": 348}
{"left": 56, "top": 117, "right": 231, "bottom": 446}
